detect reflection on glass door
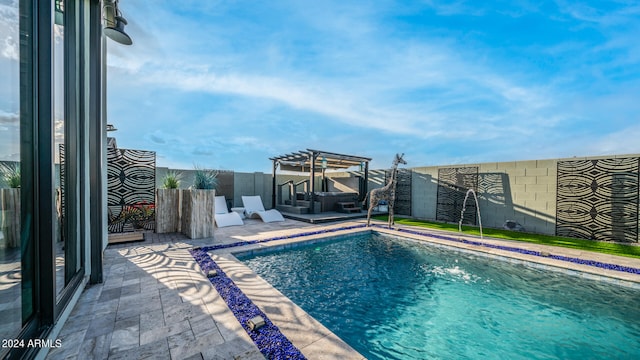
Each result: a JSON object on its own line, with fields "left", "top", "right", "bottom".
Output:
{"left": 55, "top": 0, "right": 83, "bottom": 303}
{"left": 54, "top": 5, "right": 66, "bottom": 298}
{"left": 0, "top": 0, "right": 25, "bottom": 347}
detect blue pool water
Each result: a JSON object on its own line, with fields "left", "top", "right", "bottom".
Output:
{"left": 239, "top": 232, "right": 640, "bottom": 360}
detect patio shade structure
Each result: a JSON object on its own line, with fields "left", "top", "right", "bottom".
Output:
{"left": 270, "top": 149, "right": 372, "bottom": 213}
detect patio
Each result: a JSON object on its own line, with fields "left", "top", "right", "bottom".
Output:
{"left": 45, "top": 218, "right": 364, "bottom": 359}
{"left": 45, "top": 217, "right": 640, "bottom": 359}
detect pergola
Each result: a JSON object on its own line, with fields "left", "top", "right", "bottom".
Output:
{"left": 270, "top": 149, "right": 372, "bottom": 213}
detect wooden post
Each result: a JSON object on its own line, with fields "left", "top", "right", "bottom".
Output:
{"left": 272, "top": 159, "right": 277, "bottom": 208}
{"left": 181, "top": 189, "right": 215, "bottom": 239}
{"left": 309, "top": 151, "right": 316, "bottom": 214}
{"left": 364, "top": 161, "right": 369, "bottom": 208}
{"left": 156, "top": 189, "right": 180, "bottom": 233}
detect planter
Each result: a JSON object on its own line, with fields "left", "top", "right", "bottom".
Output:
{"left": 1, "top": 188, "right": 20, "bottom": 249}
{"left": 181, "top": 189, "right": 215, "bottom": 239}
{"left": 156, "top": 189, "right": 181, "bottom": 233}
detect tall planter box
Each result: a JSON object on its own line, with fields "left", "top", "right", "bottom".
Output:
{"left": 156, "top": 189, "right": 181, "bottom": 233}
{"left": 0, "top": 188, "right": 20, "bottom": 249}
{"left": 181, "top": 189, "right": 215, "bottom": 239}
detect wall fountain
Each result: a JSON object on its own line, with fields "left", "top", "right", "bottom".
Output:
{"left": 458, "top": 189, "right": 483, "bottom": 239}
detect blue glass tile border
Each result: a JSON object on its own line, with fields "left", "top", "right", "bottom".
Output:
{"left": 382, "top": 225, "right": 640, "bottom": 275}
{"left": 190, "top": 247, "right": 307, "bottom": 359}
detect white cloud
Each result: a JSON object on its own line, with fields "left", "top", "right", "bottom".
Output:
{"left": 0, "top": 0, "right": 18, "bottom": 61}
{"left": 0, "top": 109, "right": 18, "bottom": 126}
{"left": 583, "top": 123, "right": 640, "bottom": 155}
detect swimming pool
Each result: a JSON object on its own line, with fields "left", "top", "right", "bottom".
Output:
{"left": 238, "top": 231, "right": 640, "bottom": 360}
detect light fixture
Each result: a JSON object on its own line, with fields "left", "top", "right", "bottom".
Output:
{"left": 247, "top": 316, "right": 266, "bottom": 331}
{"left": 103, "top": 0, "right": 133, "bottom": 45}
{"left": 321, "top": 156, "right": 327, "bottom": 169}
{"left": 360, "top": 161, "right": 365, "bottom": 172}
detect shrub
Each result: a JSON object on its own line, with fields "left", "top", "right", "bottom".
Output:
{"left": 0, "top": 162, "right": 20, "bottom": 188}
{"left": 161, "top": 171, "right": 182, "bottom": 189}
{"left": 192, "top": 167, "right": 218, "bottom": 190}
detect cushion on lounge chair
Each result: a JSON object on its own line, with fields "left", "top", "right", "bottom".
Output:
{"left": 214, "top": 196, "right": 244, "bottom": 227}
{"left": 241, "top": 195, "right": 285, "bottom": 223}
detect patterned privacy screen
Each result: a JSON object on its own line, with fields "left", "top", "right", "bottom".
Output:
{"left": 436, "top": 167, "right": 479, "bottom": 225}
{"left": 556, "top": 157, "right": 639, "bottom": 242}
{"left": 388, "top": 168, "right": 412, "bottom": 216}
{"left": 107, "top": 148, "right": 156, "bottom": 233}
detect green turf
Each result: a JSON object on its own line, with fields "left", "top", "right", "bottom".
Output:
{"left": 373, "top": 216, "right": 640, "bottom": 259}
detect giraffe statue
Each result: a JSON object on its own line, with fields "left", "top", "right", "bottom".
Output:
{"left": 365, "top": 153, "right": 407, "bottom": 227}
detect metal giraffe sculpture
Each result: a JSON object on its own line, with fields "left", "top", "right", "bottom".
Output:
{"left": 366, "top": 153, "right": 407, "bottom": 227}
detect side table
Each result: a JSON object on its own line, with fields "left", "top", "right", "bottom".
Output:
{"left": 230, "top": 207, "right": 246, "bottom": 219}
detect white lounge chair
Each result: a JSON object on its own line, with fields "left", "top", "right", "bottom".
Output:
{"left": 214, "top": 196, "right": 244, "bottom": 227}
{"left": 241, "top": 195, "right": 285, "bottom": 223}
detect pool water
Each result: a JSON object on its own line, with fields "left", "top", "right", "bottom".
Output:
{"left": 239, "top": 232, "right": 640, "bottom": 360}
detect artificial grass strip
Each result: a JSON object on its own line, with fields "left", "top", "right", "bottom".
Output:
{"left": 374, "top": 216, "right": 640, "bottom": 259}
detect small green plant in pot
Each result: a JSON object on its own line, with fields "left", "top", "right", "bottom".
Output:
{"left": 0, "top": 162, "right": 20, "bottom": 188}
{"left": 192, "top": 167, "right": 218, "bottom": 190}
{"left": 161, "top": 171, "right": 182, "bottom": 189}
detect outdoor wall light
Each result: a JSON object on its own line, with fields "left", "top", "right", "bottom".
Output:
{"left": 103, "top": 0, "right": 133, "bottom": 45}
{"left": 321, "top": 156, "right": 327, "bottom": 169}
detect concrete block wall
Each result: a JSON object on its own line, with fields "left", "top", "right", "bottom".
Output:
{"left": 411, "top": 154, "right": 640, "bottom": 236}
{"left": 232, "top": 172, "right": 309, "bottom": 209}
{"left": 482, "top": 159, "right": 557, "bottom": 235}
{"left": 411, "top": 160, "right": 559, "bottom": 235}
{"left": 411, "top": 167, "right": 440, "bottom": 220}
{"left": 161, "top": 153, "right": 639, "bottom": 236}
{"left": 233, "top": 172, "right": 264, "bottom": 208}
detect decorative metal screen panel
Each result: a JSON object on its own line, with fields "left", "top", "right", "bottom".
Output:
{"left": 386, "top": 168, "right": 411, "bottom": 215}
{"left": 436, "top": 167, "right": 479, "bottom": 224}
{"left": 556, "top": 158, "right": 639, "bottom": 242}
{"left": 107, "top": 148, "right": 156, "bottom": 233}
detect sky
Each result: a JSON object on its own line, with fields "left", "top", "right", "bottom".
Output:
{"left": 2, "top": 1, "right": 640, "bottom": 172}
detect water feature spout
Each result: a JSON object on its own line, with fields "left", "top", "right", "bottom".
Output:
{"left": 458, "top": 189, "right": 483, "bottom": 239}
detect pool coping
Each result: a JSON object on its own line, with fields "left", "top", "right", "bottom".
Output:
{"left": 202, "top": 225, "right": 369, "bottom": 360}
{"left": 196, "top": 220, "right": 640, "bottom": 359}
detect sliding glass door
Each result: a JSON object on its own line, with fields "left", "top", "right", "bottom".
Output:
{"left": 0, "top": 1, "right": 101, "bottom": 358}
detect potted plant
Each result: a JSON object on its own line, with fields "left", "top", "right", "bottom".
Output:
{"left": 162, "top": 171, "right": 182, "bottom": 189}
{"left": 181, "top": 167, "right": 217, "bottom": 239}
{"left": 192, "top": 168, "right": 218, "bottom": 190}
{"left": 156, "top": 171, "right": 182, "bottom": 233}
{"left": 0, "top": 162, "right": 20, "bottom": 248}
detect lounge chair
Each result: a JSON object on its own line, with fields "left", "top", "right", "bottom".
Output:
{"left": 214, "top": 196, "right": 244, "bottom": 227}
{"left": 241, "top": 195, "right": 285, "bottom": 223}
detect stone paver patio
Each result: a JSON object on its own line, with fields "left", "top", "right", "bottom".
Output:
{"left": 46, "top": 219, "right": 312, "bottom": 359}
{"left": 45, "top": 218, "right": 640, "bottom": 359}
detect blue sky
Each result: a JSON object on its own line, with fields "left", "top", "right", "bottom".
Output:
{"left": 5, "top": 0, "right": 639, "bottom": 172}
